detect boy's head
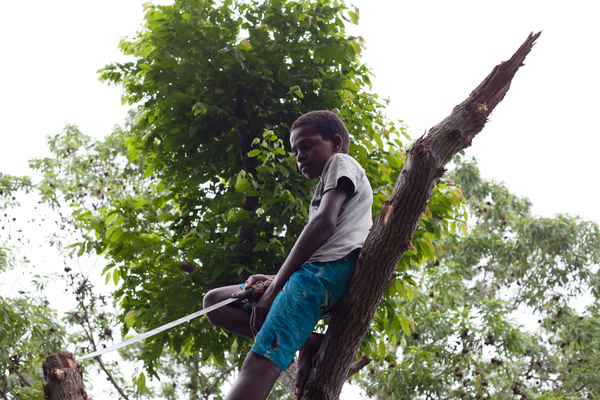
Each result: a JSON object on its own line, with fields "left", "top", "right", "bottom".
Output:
{"left": 290, "top": 110, "right": 350, "bottom": 154}
{"left": 289, "top": 111, "right": 350, "bottom": 180}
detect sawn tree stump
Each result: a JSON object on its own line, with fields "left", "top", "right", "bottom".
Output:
{"left": 43, "top": 352, "right": 89, "bottom": 400}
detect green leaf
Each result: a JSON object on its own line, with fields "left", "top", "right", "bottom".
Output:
{"left": 405, "top": 285, "right": 414, "bottom": 302}
{"left": 378, "top": 340, "right": 386, "bottom": 359}
{"left": 400, "top": 317, "right": 411, "bottom": 336}
{"left": 235, "top": 176, "right": 252, "bottom": 193}
{"left": 113, "top": 268, "right": 121, "bottom": 285}
{"left": 253, "top": 241, "right": 268, "bottom": 252}
{"left": 108, "top": 228, "right": 123, "bottom": 243}
{"left": 248, "top": 149, "right": 261, "bottom": 157}
{"left": 373, "top": 134, "right": 384, "bottom": 149}
{"left": 137, "top": 372, "right": 147, "bottom": 393}
{"left": 238, "top": 39, "right": 252, "bottom": 50}
{"left": 143, "top": 164, "right": 156, "bottom": 178}
{"left": 134, "top": 200, "right": 148, "bottom": 209}
{"left": 124, "top": 311, "right": 136, "bottom": 328}
{"left": 105, "top": 212, "right": 118, "bottom": 225}
{"left": 77, "top": 243, "right": 86, "bottom": 257}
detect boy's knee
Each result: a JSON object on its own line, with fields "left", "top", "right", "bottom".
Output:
{"left": 243, "top": 352, "right": 282, "bottom": 377}
{"left": 202, "top": 288, "right": 219, "bottom": 309}
{"left": 203, "top": 286, "right": 241, "bottom": 327}
{"left": 202, "top": 289, "right": 222, "bottom": 325}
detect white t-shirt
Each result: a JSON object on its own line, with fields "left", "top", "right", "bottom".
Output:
{"left": 306, "top": 153, "right": 373, "bottom": 263}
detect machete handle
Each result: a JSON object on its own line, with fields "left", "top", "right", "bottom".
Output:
{"left": 230, "top": 280, "right": 270, "bottom": 301}
{"left": 231, "top": 287, "right": 254, "bottom": 300}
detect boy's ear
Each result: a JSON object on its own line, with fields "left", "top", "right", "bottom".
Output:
{"left": 332, "top": 134, "right": 343, "bottom": 153}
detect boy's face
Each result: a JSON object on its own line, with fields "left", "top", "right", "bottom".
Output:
{"left": 290, "top": 126, "right": 342, "bottom": 180}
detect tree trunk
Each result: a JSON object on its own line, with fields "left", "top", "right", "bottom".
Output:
{"left": 42, "top": 351, "right": 89, "bottom": 400}
{"left": 279, "top": 356, "right": 372, "bottom": 398}
{"left": 300, "top": 32, "right": 542, "bottom": 400}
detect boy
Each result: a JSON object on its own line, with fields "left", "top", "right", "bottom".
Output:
{"left": 203, "top": 110, "right": 373, "bottom": 399}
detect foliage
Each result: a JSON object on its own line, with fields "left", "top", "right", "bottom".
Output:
{"left": 30, "top": 0, "right": 464, "bottom": 395}
{"left": 33, "top": 0, "right": 426, "bottom": 378}
{"left": 8, "top": 2, "right": 599, "bottom": 397}
{"left": 0, "top": 173, "right": 31, "bottom": 211}
{"left": 358, "top": 158, "right": 600, "bottom": 399}
{"left": 30, "top": 122, "right": 147, "bottom": 214}
{"left": 94, "top": 0, "right": 407, "bottom": 289}
{"left": 0, "top": 296, "right": 66, "bottom": 399}
{"left": 0, "top": 174, "right": 66, "bottom": 399}
{"left": 0, "top": 173, "right": 33, "bottom": 272}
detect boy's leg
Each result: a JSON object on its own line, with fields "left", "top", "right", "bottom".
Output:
{"left": 203, "top": 285, "right": 253, "bottom": 338}
{"left": 225, "top": 352, "right": 281, "bottom": 400}
{"left": 205, "top": 286, "right": 281, "bottom": 399}
{"left": 292, "top": 257, "right": 357, "bottom": 395}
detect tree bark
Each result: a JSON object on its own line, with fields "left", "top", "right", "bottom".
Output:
{"left": 300, "top": 32, "right": 542, "bottom": 400}
{"left": 279, "top": 356, "right": 372, "bottom": 399}
{"left": 234, "top": 83, "right": 260, "bottom": 247}
{"left": 42, "top": 351, "right": 89, "bottom": 400}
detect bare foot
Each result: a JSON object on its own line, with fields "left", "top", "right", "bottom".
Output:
{"left": 295, "top": 332, "right": 324, "bottom": 397}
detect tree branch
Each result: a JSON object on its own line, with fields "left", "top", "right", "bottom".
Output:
{"left": 300, "top": 32, "right": 541, "bottom": 400}
{"left": 94, "top": 356, "right": 130, "bottom": 400}
{"left": 234, "top": 83, "right": 260, "bottom": 248}
{"left": 279, "top": 356, "right": 372, "bottom": 399}
{"left": 17, "top": 374, "right": 34, "bottom": 388}
{"left": 207, "top": 364, "right": 237, "bottom": 397}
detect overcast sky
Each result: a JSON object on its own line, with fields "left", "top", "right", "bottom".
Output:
{"left": 1, "top": 1, "right": 598, "bottom": 398}
{"left": 352, "top": 0, "right": 600, "bottom": 225}
{"left": 2, "top": 0, "right": 599, "bottom": 224}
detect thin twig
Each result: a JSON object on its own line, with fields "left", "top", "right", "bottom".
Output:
{"left": 207, "top": 365, "right": 237, "bottom": 396}
{"left": 69, "top": 274, "right": 130, "bottom": 399}
{"left": 94, "top": 356, "right": 130, "bottom": 400}
{"left": 17, "top": 374, "right": 34, "bottom": 388}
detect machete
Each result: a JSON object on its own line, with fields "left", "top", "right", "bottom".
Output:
{"left": 76, "top": 286, "right": 256, "bottom": 361}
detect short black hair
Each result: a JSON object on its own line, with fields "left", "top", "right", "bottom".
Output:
{"left": 290, "top": 110, "right": 350, "bottom": 153}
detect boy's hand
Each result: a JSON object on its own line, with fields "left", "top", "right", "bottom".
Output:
{"left": 244, "top": 274, "right": 274, "bottom": 303}
{"left": 249, "top": 280, "right": 281, "bottom": 337}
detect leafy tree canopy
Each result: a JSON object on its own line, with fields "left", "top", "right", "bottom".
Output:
{"left": 359, "top": 158, "right": 600, "bottom": 399}
{"left": 32, "top": 0, "right": 461, "bottom": 380}
{"left": 19, "top": 2, "right": 600, "bottom": 398}
{"left": 0, "top": 296, "right": 65, "bottom": 399}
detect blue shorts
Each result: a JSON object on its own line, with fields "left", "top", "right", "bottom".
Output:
{"left": 244, "top": 255, "right": 356, "bottom": 371}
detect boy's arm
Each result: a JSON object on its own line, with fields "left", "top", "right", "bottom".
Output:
{"left": 249, "top": 177, "right": 353, "bottom": 336}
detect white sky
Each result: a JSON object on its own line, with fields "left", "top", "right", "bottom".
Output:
{"left": 0, "top": 0, "right": 599, "bottom": 397}
{"left": 351, "top": 0, "right": 600, "bottom": 224}
{"left": 1, "top": 0, "right": 599, "bottom": 224}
